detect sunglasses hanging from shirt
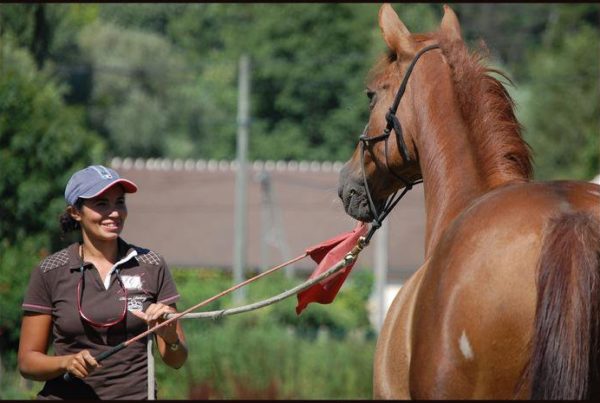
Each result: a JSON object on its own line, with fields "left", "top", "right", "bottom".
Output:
{"left": 77, "top": 248, "right": 128, "bottom": 328}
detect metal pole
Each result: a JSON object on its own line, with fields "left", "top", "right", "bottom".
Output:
{"left": 233, "top": 54, "right": 250, "bottom": 304}
{"left": 373, "top": 219, "right": 389, "bottom": 332}
{"left": 258, "top": 170, "right": 271, "bottom": 272}
{"left": 147, "top": 333, "right": 155, "bottom": 400}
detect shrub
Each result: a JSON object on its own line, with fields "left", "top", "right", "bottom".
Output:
{"left": 154, "top": 267, "right": 376, "bottom": 399}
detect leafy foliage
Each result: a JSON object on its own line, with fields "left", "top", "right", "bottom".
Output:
{"left": 159, "top": 267, "right": 375, "bottom": 399}
{"left": 515, "top": 7, "right": 599, "bottom": 180}
{"left": 78, "top": 21, "right": 195, "bottom": 158}
{"left": 2, "top": 3, "right": 596, "bottom": 176}
{"left": 0, "top": 37, "right": 105, "bottom": 348}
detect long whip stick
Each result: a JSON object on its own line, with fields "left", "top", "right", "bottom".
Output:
{"left": 63, "top": 246, "right": 362, "bottom": 381}
{"left": 63, "top": 252, "right": 307, "bottom": 381}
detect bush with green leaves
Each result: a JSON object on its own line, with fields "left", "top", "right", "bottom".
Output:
{"left": 0, "top": 36, "right": 106, "bottom": 349}
{"left": 155, "top": 267, "right": 376, "bottom": 399}
{"left": 517, "top": 23, "right": 599, "bottom": 180}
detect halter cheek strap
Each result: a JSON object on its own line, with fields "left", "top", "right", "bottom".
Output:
{"left": 359, "top": 44, "right": 440, "bottom": 164}
{"left": 358, "top": 44, "right": 440, "bottom": 243}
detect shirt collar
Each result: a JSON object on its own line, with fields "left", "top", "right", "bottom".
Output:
{"left": 67, "top": 238, "right": 138, "bottom": 271}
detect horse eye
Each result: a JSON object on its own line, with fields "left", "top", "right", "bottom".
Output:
{"left": 366, "top": 90, "right": 377, "bottom": 109}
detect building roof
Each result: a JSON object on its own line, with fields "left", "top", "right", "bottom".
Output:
{"left": 112, "top": 157, "right": 426, "bottom": 283}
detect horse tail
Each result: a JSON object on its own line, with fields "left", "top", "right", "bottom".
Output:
{"left": 527, "top": 211, "right": 600, "bottom": 400}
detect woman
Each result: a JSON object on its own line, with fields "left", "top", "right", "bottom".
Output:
{"left": 18, "top": 165, "right": 188, "bottom": 399}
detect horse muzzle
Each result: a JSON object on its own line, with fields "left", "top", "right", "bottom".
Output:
{"left": 338, "top": 163, "right": 384, "bottom": 222}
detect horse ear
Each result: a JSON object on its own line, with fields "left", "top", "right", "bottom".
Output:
{"left": 440, "top": 4, "right": 462, "bottom": 41}
{"left": 378, "top": 3, "right": 415, "bottom": 56}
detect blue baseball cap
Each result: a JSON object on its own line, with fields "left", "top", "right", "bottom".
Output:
{"left": 64, "top": 165, "right": 138, "bottom": 206}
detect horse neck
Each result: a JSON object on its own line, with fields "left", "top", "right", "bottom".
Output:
{"left": 413, "top": 73, "right": 488, "bottom": 257}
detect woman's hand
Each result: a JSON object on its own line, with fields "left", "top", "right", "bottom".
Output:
{"left": 64, "top": 350, "right": 100, "bottom": 379}
{"left": 19, "top": 314, "right": 103, "bottom": 381}
{"left": 131, "top": 303, "right": 178, "bottom": 344}
{"left": 131, "top": 303, "right": 187, "bottom": 369}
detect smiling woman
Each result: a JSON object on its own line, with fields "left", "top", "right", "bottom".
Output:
{"left": 17, "top": 165, "right": 188, "bottom": 400}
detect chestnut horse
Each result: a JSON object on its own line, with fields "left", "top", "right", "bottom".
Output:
{"left": 338, "top": 4, "right": 600, "bottom": 400}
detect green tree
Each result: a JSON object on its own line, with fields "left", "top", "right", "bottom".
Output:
{"left": 0, "top": 37, "right": 105, "bottom": 347}
{"left": 78, "top": 21, "right": 197, "bottom": 158}
{"left": 517, "top": 8, "right": 599, "bottom": 180}
{"left": 451, "top": 4, "right": 555, "bottom": 80}
{"left": 164, "top": 4, "right": 387, "bottom": 161}
{"left": 0, "top": 4, "right": 100, "bottom": 68}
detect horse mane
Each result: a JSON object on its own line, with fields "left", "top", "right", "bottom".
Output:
{"left": 433, "top": 31, "right": 533, "bottom": 187}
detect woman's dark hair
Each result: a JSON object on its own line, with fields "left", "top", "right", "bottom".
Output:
{"left": 59, "top": 199, "right": 84, "bottom": 236}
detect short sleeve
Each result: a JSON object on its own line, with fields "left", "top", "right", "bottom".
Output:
{"left": 155, "top": 256, "right": 180, "bottom": 306}
{"left": 22, "top": 266, "right": 53, "bottom": 314}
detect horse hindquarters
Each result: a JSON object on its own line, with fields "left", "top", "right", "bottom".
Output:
{"left": 525, "top": 212, "right": 600, "bottom": 400}
{"left": 373, "top": 263, "right": 429, "bottom": 399}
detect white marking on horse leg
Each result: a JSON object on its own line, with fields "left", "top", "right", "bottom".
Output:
{"left": 459, "top": 330, "right": 474, "bottom": 360}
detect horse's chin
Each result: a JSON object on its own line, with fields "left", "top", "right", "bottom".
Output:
{"left": 346, "top": 205, "right": 373, "bottom": 222}
{"left": 340, "top": 191, "right": 384, "bottom": 223}
{"left": 338, "top": 164, "right": 386, "bottom": 222}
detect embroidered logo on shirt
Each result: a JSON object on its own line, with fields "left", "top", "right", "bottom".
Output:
{"left": 121, "top": 275, "right": 143, "bottom": 291}
{"left": 126, "top": 295, "right": 148, "bottom": 311}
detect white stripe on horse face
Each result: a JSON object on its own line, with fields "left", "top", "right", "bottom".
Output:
{"left": 459, "top": 330, "right": 474, "bottom": 360}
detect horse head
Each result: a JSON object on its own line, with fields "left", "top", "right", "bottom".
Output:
{"left": 338, "top": 4, "right": 463, "bottom": 223}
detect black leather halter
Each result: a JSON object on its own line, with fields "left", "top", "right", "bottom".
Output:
{"left": 358, "top": 44, "right": 440, "bottom": 243}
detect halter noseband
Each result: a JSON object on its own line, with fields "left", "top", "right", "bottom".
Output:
{"left": 358, "top": 44, "right": 440, "bottom": 243}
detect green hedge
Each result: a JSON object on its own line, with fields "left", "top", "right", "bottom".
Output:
{"left": 154, "top": 268, "right": 376, "bottom": 399}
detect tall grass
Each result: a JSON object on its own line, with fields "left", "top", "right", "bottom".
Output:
{"left": 156, "top": 314, "right": 375, "bottom": 399}
{"left": 156, "top": 268, "right": 376, "bottom": 399}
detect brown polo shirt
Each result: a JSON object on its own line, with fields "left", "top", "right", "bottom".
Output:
{"left": 22, "top": 238, "right": 180, "bottom": 400}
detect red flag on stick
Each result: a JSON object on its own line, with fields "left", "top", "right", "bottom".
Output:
{"left": 295, "top": 222, "right": 368, "bottom": 315}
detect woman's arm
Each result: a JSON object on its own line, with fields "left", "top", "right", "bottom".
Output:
{"left": 131, "top": 303, "right": 188, "bottom": 369}
{"left": 155, "top": 319, "right": 188, "bottom": 369}
{"left": 18, "top": 313, "right": 99, "bottom": 381}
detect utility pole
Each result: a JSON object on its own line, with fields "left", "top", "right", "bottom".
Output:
{"left": 233, "top": 54, "right": 250, "bottom": 304}
{"left": 373, "top": 219, "right": 389, "bottom": 332}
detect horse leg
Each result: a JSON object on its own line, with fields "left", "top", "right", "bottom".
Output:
{"left": 373, "top": 261, "right": 429, "bottom": 399}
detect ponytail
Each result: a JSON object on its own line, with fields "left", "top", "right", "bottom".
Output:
{"left": 59, "top": 199, "right": 83, "bottom": 236}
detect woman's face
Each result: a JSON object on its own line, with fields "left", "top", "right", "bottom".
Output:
{"left": 71, "top": 185, "right": 128, "bottom": 243}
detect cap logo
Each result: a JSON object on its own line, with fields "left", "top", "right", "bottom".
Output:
{"left": 90, "top": 165, "right": 113, "bottom": 179}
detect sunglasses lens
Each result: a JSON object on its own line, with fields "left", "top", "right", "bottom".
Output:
{"left": 78, "top": 271, "right": 127, "bottom": 328}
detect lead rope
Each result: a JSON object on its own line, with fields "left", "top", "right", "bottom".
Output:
{"left": 144, "top": 239, "right": 367, "bottom": 397}
{"left": 165, "top": 235, "right": 367, "bottom": 320}
{"left": 69, "top": 240, "right": 367, "bottom": 386}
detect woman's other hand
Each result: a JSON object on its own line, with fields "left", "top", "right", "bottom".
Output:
{"left": 131, "top": 303, "right": 178, "bottom": 343}
{"left": 64, "top": 350, "right": 100, "bottom": 379}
